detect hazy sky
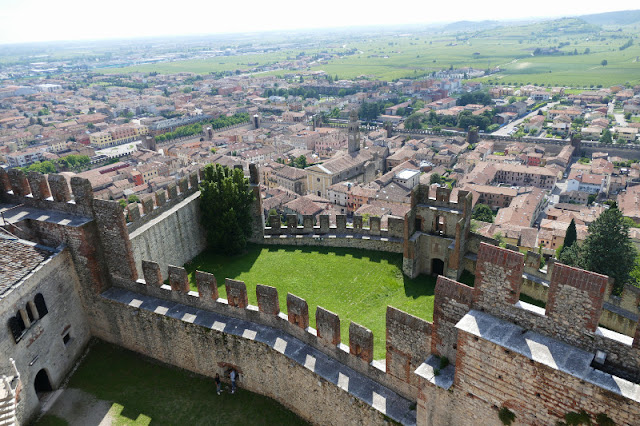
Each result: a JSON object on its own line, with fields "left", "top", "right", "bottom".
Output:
{"left": 0, "top": 0, "right": 638, "bottom": 44}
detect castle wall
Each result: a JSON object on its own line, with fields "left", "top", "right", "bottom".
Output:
{"left": 89, "top": 290, "right": 410, "bottom": 426}
{"left": 0, "top": 249, "right": 91, "bottom": 424}
{"left": 453, "top": 320, "right": 640, "bottom": 425}
{"left": 128, "top": 192, "right": 207, "bottom": 279}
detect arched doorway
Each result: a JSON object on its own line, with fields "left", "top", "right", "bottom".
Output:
{"left": 34, "top": 369, "right": 52, "bottom": 398}
{"left": 431, "top": 258, "right": 445, "bottom": 276}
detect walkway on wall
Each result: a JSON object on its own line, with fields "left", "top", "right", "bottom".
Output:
{"left": 102, "top": 287, "right": 417, "bottom": 426}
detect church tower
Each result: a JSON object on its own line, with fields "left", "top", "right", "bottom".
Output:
{"left": 347, "top": 109, "right": 360, "bottom": 154}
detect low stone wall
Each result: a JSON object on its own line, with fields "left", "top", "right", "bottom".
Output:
{"left": 262, "top": 234, "right": 403, "bottom": 253}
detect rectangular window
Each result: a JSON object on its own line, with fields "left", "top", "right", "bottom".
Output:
{"left": 63, "top": 332, "right": 71, "bottom": 345}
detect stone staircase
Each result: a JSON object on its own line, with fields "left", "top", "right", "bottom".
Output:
{"left": 0, "top": 359, "right": 20, "bottom": 426}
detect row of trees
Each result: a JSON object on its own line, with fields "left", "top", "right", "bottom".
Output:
{"left": 405, "top": 109, "right": 495, "bottom": 131}
{"left": 21, "top": 155, "right": 90, "bottom": 174}
{"left": 155, "top": 113, "right": 250, "bottom": 143}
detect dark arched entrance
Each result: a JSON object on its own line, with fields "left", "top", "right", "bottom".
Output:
{"left": 34, "top": 369, "right": 52, "bottom": 398}
{"left": 432, "top": 258, "right": 444, "bottom": 276}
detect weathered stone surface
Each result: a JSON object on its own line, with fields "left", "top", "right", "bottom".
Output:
{"left": 286, "top": 214, "right": 298, "bottom": 231}
{"left": 547, "top": 263, "right": 607, "bottom": 333}
{"left": 349, "top": 321, "right": 373, "bottom": 363}
{"left": 142, "top": 260, "right": 163, "bottom": 287}
{"left": 369, "top": 216, "right": 381, "bottom": 235}
{"left": 168, "top": 265, "right": 189, "bottom": 293}
{"left": 70, "top": 177, "right": 93, "bottom": 206}
{"left": 335, "top": 215, "right": 347, "bottom": 231}
{"left": 386, "top": 306, "right": 431, "bottom": 386}
{"left": 126, "top": 203, "right": 141, "bottom": 222}
{"left": 287, "top": 293, "right": 309, "bottom": 329}
{"left": 256, "top": 284, "right": 279, "bottom": 315}
{"left": 47, "top": 174, "right": 72, "bottom": 202}
{"left": 302, "top": 215, "right": 314, "bottom": 231}
{"left": 225, "top": 278, "right": 248, "bottom": 308}
{"left": 353, "top": 215, "right": 363, "bottom": 230}
{"left": 27, "top": 172, "right": 51, "bottom": 200}
{"left": 129, "top": 193, "right": 207, "bottom": 281}
{"left": 178, "top": 177, "right": 189, "bottom": 194}
{"left": 167, "top": 182, "right": 178, "bottom": 200}
{"left": 155, "top": 189, "right": 167, "bottom": 206}
{"left": 8, "top": 169, "right": 30, "bottom": 196}
{"left": 432, "top": 275, "right": 473, "bottom": 363}
{"left": 141, "top": 196, "right": 154, "bottom": 215}
{"left": 189, "top": 171, "right": 199, "bottom": 190}
{"left": 473, "top": 243, "right": 524, "bottom": 308}
{"left": 0, "top": 167, "right": 10, "bottom": 193}
{"left": 316, "top": 306, "right": 340, "bottom": 346}
{"left": 319, "top": 215, "right": 330, "bottom": 233}
{"left": 268, "top": 215, "right": 281, "bottom": 230}
{"left": 195, "top": 270, "right": 218, "bottom": 301}
{"left": 249, "top": 163, "right": 259, "bottom": 185}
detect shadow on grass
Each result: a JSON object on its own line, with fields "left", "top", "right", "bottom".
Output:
{"left": 403, "top": 274, "right": 436, "bottom": 299}
{"left": 64, "top": 339, "right": 309, "bottom": 426}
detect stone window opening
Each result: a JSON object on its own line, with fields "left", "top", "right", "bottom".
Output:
{"left": 63, "top": 332, "right": 71, "bottom": 346}
{"left": 35, "top": 293, "right": 48, "bottom": 318}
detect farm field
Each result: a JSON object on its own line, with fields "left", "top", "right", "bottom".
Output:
{"left": 101, "top": 18, "right": 640, "bottom": 87}
{"left": 185, "top": 244, "right": 437, "bottom": 360}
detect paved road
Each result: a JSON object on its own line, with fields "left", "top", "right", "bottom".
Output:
{"left": 608, "top": 102, "right": 627, "bottom": 127}
{"left": 492, "top": 102, "right": 559, "bottom": 136}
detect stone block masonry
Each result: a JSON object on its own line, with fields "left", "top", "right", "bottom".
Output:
{"left": 256, "top": 284, "right": 279, "bottom": 315}
{"left": 225, "top": 279, "right": 248, "bottom": 308}
{"left": 546, "top": 263, "right": 607, "bottom": 334}
{"left": 142, "top": 260, "right": 163, "bottom": 287}
{"left": 287, "top": 293, "right": 309, "bottom": 329}
{"left": 431, "top": 276, "right": 473, "bottom": 363}
{"left": 386, "top": 307, "right": 431, "bottom": 387}
{"left": 349, "top": 322, "right": 374, "bottom": 363}
{"left": 316, "top": 307, "right": 340, "bottom": 347}
{"left": 473, "top": 243, "right": 524, "bottom": 310}
{"left": 196, "top": 271, "right": 218, "bottom": 301}
{"left": 168, "top": 265, "right": 189, "bottom": 293}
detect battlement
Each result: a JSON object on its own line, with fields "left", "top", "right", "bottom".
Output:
{"left": 410, "top": 184, "right": 472, "bottom": 216}
{"left": 0, "top": 168, "right": 98, "bottom": 217}
{"left": 439, "top": 242, "right": 640, "bottom": 382}
{"left": 125, "top": 171, "right": 201, "bottom": 233}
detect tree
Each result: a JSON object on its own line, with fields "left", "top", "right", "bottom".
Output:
{"left": 128, "top": 195, "right": 139, "bottom": 204}
{"left": 563, "top": 219, "right": 577, "bottom": 252}
{"left": 472, "top": 204, "right": 494, "bottom": 223}
{"left": 293, "top": 155, "right": 307, "bottom": 169}
{"left": 600, "top": 129, "right": 613, "bottom": 144}
{"left": 601, "top": 59, "right": 608, "bottom": 66}
{"left": 430, "top": 173, "right": 444, "bottom": 185}
{"left": 579, "top": 206, "right": 637, "bottom": 294}
{"left": 199, "top": 163, "right": 255, "bottom": 254}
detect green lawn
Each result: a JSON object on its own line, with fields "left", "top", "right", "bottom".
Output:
{"left": 36, "top": 340, "right": 308, "bottom": 426}
{"left": 185, "top": 244, "right": 436, "bottom": 359}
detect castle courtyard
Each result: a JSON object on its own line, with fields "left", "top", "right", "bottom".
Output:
{"left": 185, "top": 244, "right": 437, "bottom": 359}
{"left": 35, "top": 340, "right": 308, "bottom": 426}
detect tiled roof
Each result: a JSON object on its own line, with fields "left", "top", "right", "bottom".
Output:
{"left": 0, "top": 231, "right": 55, "bottom": 296}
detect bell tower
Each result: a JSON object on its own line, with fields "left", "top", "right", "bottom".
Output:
{"left": 348, "top": 109, "right": 360, "bottom": 154}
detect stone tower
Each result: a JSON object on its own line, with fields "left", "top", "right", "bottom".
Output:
{"left": 347, "top": 109, "right": 360, "bottom": 154}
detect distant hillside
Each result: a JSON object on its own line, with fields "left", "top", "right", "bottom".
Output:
{"left": 441, "top": 20, "right": 502, "bottom": 33}
{"left": 580, "top": 9, "right": 640, "bottom": 26}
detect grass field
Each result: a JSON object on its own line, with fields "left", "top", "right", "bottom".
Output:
{"left": 185, "top": 244, "right": 437, "bottom": 360}
{"left": 35, "top": 340, "right": 308, "bottom": 426}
